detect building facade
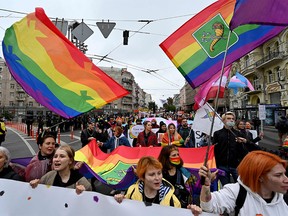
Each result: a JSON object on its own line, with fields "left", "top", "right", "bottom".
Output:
{"left": 99, "top": 66, "right": 151, "bottom": 114}
{"left": 0, "top": 57, "right": 49, "bottom": 122}
{"left": 229, "top": 28, "right": 288, "bottom": 125}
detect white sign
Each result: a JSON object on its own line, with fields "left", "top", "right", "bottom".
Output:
{"left": 192, "top": 103, "right": 224, "bottom": 135}
{"left": 0, "top": 179, "right": 217, "bottom": 216}
{"left": 258, "top": 104, "right": 266, "bottom": 120}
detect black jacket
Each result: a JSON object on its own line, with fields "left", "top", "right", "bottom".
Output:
{"left": 213, "top": 127, "right": 250, "bottom": 168}
{"left": 0, "top": 166, "right": 23, "bottom": 181}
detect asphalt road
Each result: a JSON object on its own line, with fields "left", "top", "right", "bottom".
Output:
{"left": 2, "top": 126, "right": 82, "bottom": 159}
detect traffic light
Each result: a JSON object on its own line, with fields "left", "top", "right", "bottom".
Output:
{"left": 123, "top": 30, "right": 129, "bottom": 45}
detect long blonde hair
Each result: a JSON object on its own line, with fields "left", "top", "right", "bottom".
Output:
{"left": 167, "top": 123, "right": 180, "bottom": 144}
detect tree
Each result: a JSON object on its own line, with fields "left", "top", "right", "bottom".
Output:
{"left": 163, "top": 97, "right": 176, "bottom": 112}
{"left": 148, "top": 102, "right": 158, "bottom": 113}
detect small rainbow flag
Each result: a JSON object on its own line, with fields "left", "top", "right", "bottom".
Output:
{"left": 160, "top": 0, "right": 285, "bottom": 89}
{"left": 2, "top": 8, "right": 129, "bottom": 119}
{"left": 75, "top": 140, "right": 216, "bottom": 188}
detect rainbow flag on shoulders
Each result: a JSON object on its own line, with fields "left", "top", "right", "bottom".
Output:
{"left": 160, "top": 0, "right": 285, "bottom": 89}
{"left": 75, "top": 140, "right": 217, "bottom": 189}
{"left": 2, "top": 8, "right": 128, "bottom": 119}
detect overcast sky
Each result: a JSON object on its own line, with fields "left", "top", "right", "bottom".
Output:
{"left": 0, "top": 0, "right": 216, "bottom": 106}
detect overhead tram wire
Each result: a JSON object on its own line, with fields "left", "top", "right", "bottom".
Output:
{"left": 1, "top": 8, "right": 186, "bottom": 88}
{"left": 88, "top": 54, "right": 181, "bottom": 87}
{"left": 94, "top": 21, "right": 152, "bottom": 65}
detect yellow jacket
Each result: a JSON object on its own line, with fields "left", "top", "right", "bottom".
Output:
{"left": 125, "top": 179, "right": 181, "bottom": 207}
{"left": 0, "top": 122, "right": 6, "bottom": 135}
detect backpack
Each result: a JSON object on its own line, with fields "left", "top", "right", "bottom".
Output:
{"left": 233, "top": 184, "right": 247, "bottom": 216}
{"left": 174, "top": 169, "right": 192, "bottom": 208}
{"left": 234, "top": 183, "right": 288, "bottom": 215}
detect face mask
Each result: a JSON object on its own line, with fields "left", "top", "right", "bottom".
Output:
{"left": 226, "top": 121, "right": 235, "bottom": 127}
{"left": 170, "top": 156, "right": 181, "bottom": 166}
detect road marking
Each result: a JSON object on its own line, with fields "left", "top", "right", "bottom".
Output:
{"left": 8, "top": 127, "right": 36, "bottom": 155}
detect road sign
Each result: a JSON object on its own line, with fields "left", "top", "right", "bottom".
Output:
{"left": 258, "top": 104, "right": 266, "bottom": 120}
{"left": 52, "top": 19, "right": 68, "bottom": 36}
{"left": 96, "top": 22, "right": 116, "bottom": 38}
{"left": 71, "top": 22, "right": 94, "bottom": 43}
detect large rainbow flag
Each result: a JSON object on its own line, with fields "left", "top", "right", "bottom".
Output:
{"left": 75, "top": 140, "right": 217, "bottom": 189}
{"left": 11, "top": 141, "right": 218, "bottom": 192}
{"left": 2, "top": 8, "right": 129, "bottom": 119}
{"left": 160, "top": 0, "right": 285, "bottom": 89}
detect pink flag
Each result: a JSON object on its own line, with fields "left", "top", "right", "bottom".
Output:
{"left": 193, "top": 66, "right": 231, "bottom": 111}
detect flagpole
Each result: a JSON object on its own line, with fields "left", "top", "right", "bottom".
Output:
{"left": 201, "top": 30, "right": 232, "bottom": 184}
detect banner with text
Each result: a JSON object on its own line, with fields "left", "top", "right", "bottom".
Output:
{"left": 0, "top": 179, "right": 217, "bottom": 216}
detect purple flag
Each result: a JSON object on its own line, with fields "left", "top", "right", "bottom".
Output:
{"left": 230, "top": 0, "right": 288, "bottom": 30}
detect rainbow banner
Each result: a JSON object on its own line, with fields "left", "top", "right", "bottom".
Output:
{"left": 75, "top": 140, "right": 216, "bottom": 189}
{"left": 160, "top": 0, "right": 285, "bottom": 89}
{"left": 2, "top": 8, "right": 129, "bottom": 119}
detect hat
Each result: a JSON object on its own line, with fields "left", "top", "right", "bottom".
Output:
{"left": 136, "top": 119, "right": 142, "bottom": 124}
{"left": 159, "top": 121, "right": 166, "bottom": 127}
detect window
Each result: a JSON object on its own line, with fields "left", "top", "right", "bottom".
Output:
{"left": 265, "top": 47, "right": 271, "bottom": 56}
{"left": 0, "top": 67, "right": 3, "bottom": 72}
{"left": 10, "top": 83, "right": 15, "bottom": 89}
{"left": 253, "top": 76, "right": 259, "bottom": 88}
{"left": 19, "top": 93, "right": 24, "bottom": 99}
{"left": 275, "top": 41, "right": 280, "bottom": 53}
{"left": 275, "top": 67, "right": 282, "bottom": 80}
{"left": 244, "top": 56, "right": 250, "bottom": 68}
{"left": 0, "top": 92, "right": 2, "bottom": 98}
{"left": 268, "top": 71, "right": 274, "bottom": 83}
{"left": 9, "top": 101, "right": 14, "bottom": 106}
{"left": 28, "top": 102, "right": 33, "bottom": 107}
{"left": 10, "top": 92, "right": 14, "bottom": 98}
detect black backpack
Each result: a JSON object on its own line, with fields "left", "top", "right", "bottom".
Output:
{"left": 234, "top": 184, "right": 288, "bottom": 215}
{"left": 233, "top": 184, "right": 247, "bottom": 216}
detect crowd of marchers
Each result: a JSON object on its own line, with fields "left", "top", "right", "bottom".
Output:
{"left": 0, "top": 111, "right": 288, "bottom": 215}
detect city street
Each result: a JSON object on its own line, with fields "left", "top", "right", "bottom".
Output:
{"left": 3, "top": 126, "right": 82, "bottom": 159}
{"left": 2, "top": 124, "right": 282, "bottom": 160}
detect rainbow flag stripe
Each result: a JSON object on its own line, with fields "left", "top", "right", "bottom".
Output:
{"left": 160, "top": 0, "right": 285, "bottom": 88}
{"left": 75, "top": 140, "right": 216, "bottom": 186}
{"left": 2, "top": 8, "right": 128, "bottom": 118}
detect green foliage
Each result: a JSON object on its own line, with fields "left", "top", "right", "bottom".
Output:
{"left": 163, "top": 97, "right": 175, "bottom": 112}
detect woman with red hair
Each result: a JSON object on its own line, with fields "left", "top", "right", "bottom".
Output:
{"left": 114, "top": 156, "right": 202, "bottom": 215}
{"left": 198, "top": 150, "right": 288, "bottom": 215}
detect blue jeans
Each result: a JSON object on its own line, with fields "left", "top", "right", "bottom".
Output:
{"left": 217, "top": 166, "right": 238, "bottom": 186}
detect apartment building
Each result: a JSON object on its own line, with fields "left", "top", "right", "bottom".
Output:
{"left": 229, "top": 28, "right": 288, "bottom": 125}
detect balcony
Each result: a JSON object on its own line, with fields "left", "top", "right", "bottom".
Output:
{"left": 255, "top": 52, "right": 284, "bottom": 68}
{"left": 124, "top": 85, "right": 133, "bottom": 91}
{"left": 245, "top": 85, "right": 262, "bottom": 94}
{"left": 122, "top": 78, "right": 133, "bottom": 84}
{"left": 16, "top": 87, "right": 25, "bottom": 92}
{"left": 16, "top": 96, "right": 25, "bottom": 101}
{"left": 241, "top": 63, "right": 256, "bottom": 76}
{"left": 121, "top": 99, "right": 133, "bottom": 105}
